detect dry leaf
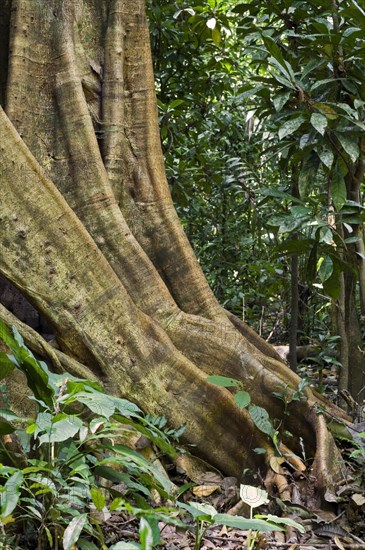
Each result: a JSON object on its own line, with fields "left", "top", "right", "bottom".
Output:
{"left": 219, "top": 525, "right": 228, "bottom": 536}
{"left": 351, "top": 493, "right": 365, "bottom": 506}
{"left": 199, "top": 471, "right": 223, "bottom": 485}
{"left": 192, "top": 484, "right": 220, "bottom": 497}
{"left": 334, "top": 535, "right": 345, "bottom": 550}
{"left": 270, "top": 455, "right": 285, "bottom": 473}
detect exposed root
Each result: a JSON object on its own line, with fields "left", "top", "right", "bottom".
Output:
{"left": 279, "top": 443, "right": 306, "bottom": 473}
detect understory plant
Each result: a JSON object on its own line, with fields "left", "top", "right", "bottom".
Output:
{"left": 0, "top": 321, "right": 182, "bottom": 549}
{"left": 0, "top": 322, "right": 304, "bottom": 549}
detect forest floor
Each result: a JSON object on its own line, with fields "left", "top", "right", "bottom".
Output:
{"left": 98, "top": 362, "right": 365, "bottom": 550}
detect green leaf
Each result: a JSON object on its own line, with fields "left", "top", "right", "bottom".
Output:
{"left": 310, "top": 113, "right": 327, "bottom": 135}
{"left": 213, "top": 513, "right": 284, "bottom": 532}
{"left": 249, "top": 406, "right": 275, "bottom": 437}
{"left": 90, "top": 487, "right": 106, "bottom": 512}
{"left": 206, "top": 375, "right": 241, "bottom": 388}
{"left": 319, "top": 227, "right": 334, "bottom": 245}
{"left": 337, "top": 134, "right": 360, "bottom": 163}
{"left": 318, "top": 148, "right": 334, "bottom": 169}
{"left": 0, "top": 323, "right": 54, "bottom": 407}
{"left": 253, "top": 448, "right": 266, "bottom": 455}
{"left": 72, "top": 391, "right": 116, "bottom": 419}
{"left": 0, "top": 421, "right": 16, "bottom": 436}
{"left": 139, "top": 518, "right": 154, "bottom": 550}
{"left": 0, "top": 470, "right": 23, "bottom": 519}
{"left": 278, "top": 116, "right": 305, "bottom": 140}
{"left": 273, "top": 239, "right": 313, "bottom": 256}
{"left": 212, "top": 27, "right": 221, "bottom": 45}
{"left": 262, "top": 35, "right": 295, "bottom": 81}
{"left": 102, "top": 444, "right": 172, "bottom": 494}
{"left": 317, "top": 256, "right": 333, "bottom": 282}
{"left": 256, "top": 514, "right": 305, "bottom": 533}
{"left": 188, "top": 501, "right": 217, "bottom": 518}
{"left": 345, "top": 236, "right": 361, "bottom": 244}
{"left": 44, "top": 526, "right": 53, "bottom": 547}
{"left": 169, "top": 99, "right": 184, "bottom": 109}
{"left": 323, "top": 260, "right": 342, "bottom": 300}
{"left": 38, "top": 416, "right": 83, "bottom": 444}
{"left": 63, "top": 514, "right": 88, "bottom": 550}
{"left": 273, "top": 92, "right": 291, "bottom": 112}
{"left": 234, "top": 391, "right": 251, "bottom": 409}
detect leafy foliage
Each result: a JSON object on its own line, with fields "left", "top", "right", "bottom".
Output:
{"left": 0, "top": 323, "right": 304, "bottom": 548}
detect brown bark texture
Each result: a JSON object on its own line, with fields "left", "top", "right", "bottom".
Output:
{"left": 0, "top": 0, "right": 350, "bottom": 497}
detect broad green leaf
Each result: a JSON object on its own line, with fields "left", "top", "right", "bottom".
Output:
{"left": 262, "top": 35, "right": 295, "bottom": 81}
{"left": 240, "top": 485, "right": 269, "bottom": 508}
{"left": 73, "top": 392, "right": 116, "bottom": 419}
{"left": 273, "top": 91, "right": 291, "bottom": 112}
{"left": 111, "top": 396, "right": 141, "bottom": 417}
{"left": 212, "top": 27, "right": 221, "bottom": 45}
{"left": 273, "top": 239, "right": 313, "bottom": 256}
{"left": 345, "top": 236, "right": 361, "bottom": 244}
{"left": 257, "top": 188, "right": 302, "bottom": 202}
{"left": 63, "top": 514, "right": 88, "bottom": 550}
{"left": 310, "top": 113, "right": 327, "bottom": 135}
{"left": 188, "top": 501, "right": 217, "bottom": 518}
{"left": 249, "top": 406, "right": 275, "bottom": 437}
{"left": 319, "top": 227, "right": 334, "bottom": 245}
{"left": 206, "top": 375, "right": 241, "bottom": 388}
{"left": 323, "top": 260, "right": 342, "bottom": 300}
{"left": 256, "top": 514, "right": 305, "bottom": 533}
{"left": 213, "top": 513, "right": 283, "bottom": 532}
{"left": 90, "top": 487, "right": 105, "bottom": 512}
{"left": 0, "top": 470, "right": 23, "bottom": 519}
{"left": 318, "top": 148, "right": 334, "bottom": 169}
{"left": 27, "top": 474, "right": 57, "bottom": 495}
{"left": 0, "top": 323, "right": 54, "bottom": 407}
{"left": 169, "top": 99, "right": 184, "bottom": 109}
{"left": 102, "top": 444, "right": 172, "bottom": 494}
{"left": 139, "top": 518, "right": 154, "bottom": 550}
{"left": 337, "top": 134, "right": 360, "bottom": 163}
{"left": 0, "top": 410, "right": 23, "bottom": 423}
{"left": 234, "top": 391, "right": 251, "bottom": 409}
{"left": 38, "top": 416, "right": 83, "bottom": 444}
{"left": 253, "top": 448, "right": 266, "bottom": 455}
{"left": 278, "top": 116, "right": 305, "bottom": 140}
{"left": 311, "top": 78, "right": 338, "bottom": 92}
{"left": 0, "top": 421, "right": 16, "bottom": 436}
{"left": 317, "top": 256, "right": 333, "bottom": 282}
{"left": 312, "top": 102, "right": 338, "bottom": 119}
{"left": 290, "top": 205, "right": 310, "bottom": 221}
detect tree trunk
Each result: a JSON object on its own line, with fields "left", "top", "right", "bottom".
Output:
{"left": 0, "top": 0, "right": 349, "bottom": 497}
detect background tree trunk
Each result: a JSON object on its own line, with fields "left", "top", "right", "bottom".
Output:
{"left": 0, "top": 0, "right": 349, "bottom": 496}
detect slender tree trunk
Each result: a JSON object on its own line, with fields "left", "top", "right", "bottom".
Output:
{"left": 0, "top": 0, "right": 349, "bottom": 496}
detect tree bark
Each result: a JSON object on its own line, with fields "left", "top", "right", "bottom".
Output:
{"left": 0, "top": 0, "right": 349, "bottom": 496}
